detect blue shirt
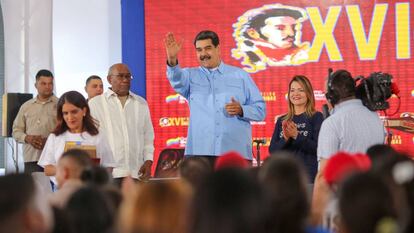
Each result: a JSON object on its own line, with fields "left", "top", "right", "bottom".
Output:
{"left": 269, "top": 112, "right": 324, "bottom": 182}
{"left": 167, "top": 62, "right": 266, "bottom": 159}
{"left": 317, "top": 99, "right": 385, "bottom": 160}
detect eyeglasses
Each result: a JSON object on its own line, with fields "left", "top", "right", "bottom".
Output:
{"left": 110, "top": 73, "right": 133, "bottom": 81}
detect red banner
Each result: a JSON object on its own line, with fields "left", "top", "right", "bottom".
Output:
{"left": 145, "top": 0, "right": 414, "bottom": 165}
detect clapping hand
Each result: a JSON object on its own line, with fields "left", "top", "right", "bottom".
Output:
{"left": 282, "top": 120, "right": 298, "bottom": 140}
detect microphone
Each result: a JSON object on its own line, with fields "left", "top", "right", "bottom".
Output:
{"left": 253, "top": 139, "right": 266, "bottom": 167}
{"left": 253, "top": 139, "right": 266, "bottom": 144}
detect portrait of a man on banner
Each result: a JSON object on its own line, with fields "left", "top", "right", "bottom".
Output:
{"left": 232, "top": 4, "right": 310, "bottom": 73}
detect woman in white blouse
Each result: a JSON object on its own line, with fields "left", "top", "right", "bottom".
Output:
{"left": 38, "top": 91, "right": 116, "bottom": 180}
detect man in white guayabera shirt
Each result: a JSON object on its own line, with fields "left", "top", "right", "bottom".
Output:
{"left": 89, "top": 63, "right": 154, "bottom": 185}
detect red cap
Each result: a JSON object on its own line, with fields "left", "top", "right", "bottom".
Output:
{"left": 352, "top": 153, "right": 372, "bottom": 171}
{"left": 324, "top": 151, "right": 371, "bottom": 186}
{"left": 215, "top": 151, "right": 249, "bottom": 171}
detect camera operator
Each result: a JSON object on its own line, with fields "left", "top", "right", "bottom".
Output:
{"left": 311, "top": 69, "right": 385, "bottom": 225}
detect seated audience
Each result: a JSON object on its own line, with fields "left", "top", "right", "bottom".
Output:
{"left": 323, "top": 152, "right": 371, "bottom": 188}
{"left": 371, "top": 153, "right": 414, "bottom": 233}
{"left": 214, "top": 151, "right": 249, "bottom": 171}
{"left": 81, "top": 165, "right": 112, "bottom": 186}
{"left": 49, "top": 149, "right": 93, "bottom": 208}
{"left": 259, "top": 152, "right": 328, "bottom": 233}
{"left": 366, "top": 144, "right": 398, "bottom": 169}
{"left": 179, "top": 157, "right": 212, "bottom": 188}
{"left": 81, "top": 166, "right": 123, "bottom": 210}
{"left": 50, "top": 207, "right": 72, "bottom": 233}
{"left": 322, "top": 152, "right": 371, "bottom": 233}
{"left": 338, "top": 172, "right": 398, "bottom": 233}
{"left": 0, "top": 174, "right": 53, "bottom": 233}
{"left": 118, "top": 180, "right": 192, "bottom": 233}
{"left": 189, "top": 168, "right": 265, "bottom": 233}
{"left": 65, "top": 186, "right": 116, "bottom": 233}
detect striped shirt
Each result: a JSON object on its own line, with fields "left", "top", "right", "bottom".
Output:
{"left": 317, "top": 99, "right": 385, "bottom": 160}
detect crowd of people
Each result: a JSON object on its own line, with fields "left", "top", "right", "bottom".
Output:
{"left": 1, "top": 146, "right": 413, "bottom": 233}
{"left": 2, "top": 27, "right": 412, "bottom": 233}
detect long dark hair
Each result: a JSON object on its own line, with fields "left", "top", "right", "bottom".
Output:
{"left": 54, "top": 91, "right": 99, "bottom": 136}
{"left": 259, "top": 153, "right": 310, "bottom": 233}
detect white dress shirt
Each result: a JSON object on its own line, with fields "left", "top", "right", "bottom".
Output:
{"left": 88, "top": 89, "right": 154, "bottom": 179}
{"left": 317, "top": 99, "right": 385, "bottom": 160}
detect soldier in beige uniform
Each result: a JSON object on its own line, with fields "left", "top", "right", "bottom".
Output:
{"left": 12, "top": 69, "right": 58, "bottom": 173}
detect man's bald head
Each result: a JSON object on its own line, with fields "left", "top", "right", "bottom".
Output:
{"left": 107, "top": 63, "right": 132, "bottom": 96}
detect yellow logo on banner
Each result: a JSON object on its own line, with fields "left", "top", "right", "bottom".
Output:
{"left": 252, "top": 137, "right": 271, "bottom": 146}
{"left": 159, "top": 117, "right": 189, "bottom": 127}
{"left": 390, "top": 135, "right": 402, "bottom": 145}
{"left": 261, "top": 92, "right": 277, "bottom": 102}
